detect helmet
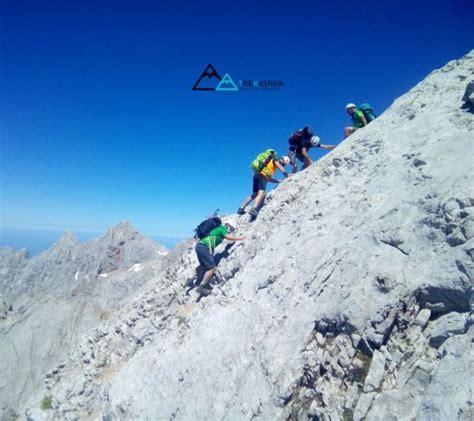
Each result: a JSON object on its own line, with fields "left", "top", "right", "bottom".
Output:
{"left": 224, "top": 219, "right": 236, "bottom": 232}
{"left": 280, "top": 156, "right": 290, "bottom": 165}
{"left": 288, "top": 150, "right": 296, "bottom": 165}
{"left": 345, "top": 103, "right": 356, "bottom": 110}
{"left": 310, "top": 136, "right": 321, "bottom": 147}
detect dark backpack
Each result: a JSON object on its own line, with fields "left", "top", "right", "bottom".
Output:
{"left": 359, "top": 103, "right": 377, "bottom": 122}
{"left": 194, "top": 217, "right": 222, "bottom": 239}
{"left": 288, "top": 126, "right": 313, "bottom": 148}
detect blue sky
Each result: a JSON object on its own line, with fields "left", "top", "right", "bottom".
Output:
{"left": 1, "top": 0, "right": 473, "bottom": 241}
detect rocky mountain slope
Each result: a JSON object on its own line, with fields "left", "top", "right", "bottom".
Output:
{"left": 11, "top": 51, "right": 474, "bottom": 420}
{"left": 0, "top": 222, "right": 168, "bottom": 420}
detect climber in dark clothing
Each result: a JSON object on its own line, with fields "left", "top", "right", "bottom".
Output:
{"left": 288, "top": 126, "right": 336, "bottom": 173}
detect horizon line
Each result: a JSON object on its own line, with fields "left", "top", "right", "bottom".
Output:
{"left": 0, "top": 224, "right": 187, "bottom": 240}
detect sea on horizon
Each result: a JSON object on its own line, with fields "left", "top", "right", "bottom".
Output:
{"left": 0, "top": 227, "right": 182, "bottom": 257}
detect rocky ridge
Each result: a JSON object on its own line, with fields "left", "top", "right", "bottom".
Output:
{"left": 0, "top": 222, "right": 168, "bottom": 420}
{"left": 16, "top": 51, "right": 474, "bottom": 420}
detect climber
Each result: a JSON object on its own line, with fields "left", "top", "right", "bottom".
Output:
{"left": 344, "top": 103, "right": 376, "bottom": 138}
{"left": 194, "top": 220, "right": 244, "bottom": 297}
{"left": 288, "top": 126, "right": 336, "bottom": 173}
{"left": 238, "top": 153, "right": 291, "bottom": 221}
{"left": 344, "top": 103, "right": 367, "bottom": 138}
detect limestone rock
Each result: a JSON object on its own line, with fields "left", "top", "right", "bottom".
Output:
{"left": 354, "top": 392, "right": 375, "bottom": 420}
{"left": 11, "top": 51, "right": 474, "bottom": 420}
{"left": 0, "top": 294, "right": 7, "bottom": 319}
{"left": 429, "top": 311, "right": 468, "bottom": 348}
{"left": 363, "top": 350, "right": 386, "bottom": 392}
{"left": 420, "top": 327, "right": 473, "bottom": 420}
{"left": 462, "top": 81, "right": 474, "bottom": 109}
{"left": 0, "top": 247, "right": 29, "bottom": 293}
{"left": 415, "top": 308, "right": 431, "bottom": 329}
{"left": 0, "top": 222, "right": 168, "bottom": 419}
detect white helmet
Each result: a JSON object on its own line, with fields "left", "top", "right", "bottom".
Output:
{"left": 224, "top": 219, "right": 237, "bottom": 232}
{"left": 310, "top": 135, "right": 321, "bottom": 147}
{"left": 345, "top": 103, "right": 356, "bottom": 110}
{"left": 280, "top": 156, "right": 290, "bottom": 165}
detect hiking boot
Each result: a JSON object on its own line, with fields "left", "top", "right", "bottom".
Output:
{"left": 248, "top": 207, "right": 259, "bottom": 221}
{"left": 184, "top": 278, "right": 195, "bottom": 288}
{"left": 237, "top": 207, "right": 246, "bottom": 215}
{"left": 197, "top": 284, "right": 213, "bottom": 296}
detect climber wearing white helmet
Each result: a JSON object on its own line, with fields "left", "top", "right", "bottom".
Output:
{"left": 187, "top": 217, "right": 244, "bottom": 298}
{"left": 344, "top": 102, "right": 376, "bottom": 138}
{"left": 288, "top": 126, "right": 336, "bottom": 173}
{"left": 238, "top": 152, "right": 291, "bottom": 222}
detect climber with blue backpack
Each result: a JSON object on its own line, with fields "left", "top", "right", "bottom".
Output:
{"left": 344, "top": 103, "right": 377, "bottom": 138}
{"left": 190, "top": 217, "right": 244, "bottom": 297}
{"left": 237, "top": 149, "right": 290, "bottom": 221}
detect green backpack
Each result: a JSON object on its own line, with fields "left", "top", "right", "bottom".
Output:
{"left": 251, "top": 149, "right": 276, "bottom": 172}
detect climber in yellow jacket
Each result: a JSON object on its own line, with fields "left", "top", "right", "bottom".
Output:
{"left": 238, "top": 151, "right": 290, "bottom": 222}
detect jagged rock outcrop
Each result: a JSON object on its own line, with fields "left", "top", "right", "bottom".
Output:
{"left": 462, "top": 81, "right": 474, "bottom": 111}
{"left": 18, "top": 52, "right": 474, "bottom": 420}
{"left": 1, "top": 221, "right": 167, "bottom": 306}
{"left": 0, "top": 248, "right": 29, "bottom": 298}
{"left": 0, "top": 222, "right": 168, "bottom": 420}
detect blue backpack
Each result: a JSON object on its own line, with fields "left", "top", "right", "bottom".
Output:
{"left": 359, "top": 103, "right": 377, "bottom": 122}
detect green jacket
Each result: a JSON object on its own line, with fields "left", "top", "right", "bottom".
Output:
{"left": 352, "top": 109, "right": 366, "bottom": 128}
{"left": 200, "top": 226, "right": 228, "bottom": 253}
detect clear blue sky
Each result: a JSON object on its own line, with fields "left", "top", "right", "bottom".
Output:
{"left": 1, "top": 0, "right": 473, "bottom": 239}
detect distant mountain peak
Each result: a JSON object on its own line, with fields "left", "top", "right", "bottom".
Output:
{"left": 55, "top": 230, "right": 78, "bottom": 247}
{"left": 102, "top": 221, "right": 139, "bottom": 243}
{"left": 109, "top": 220, "right": 136, "bottom": 233}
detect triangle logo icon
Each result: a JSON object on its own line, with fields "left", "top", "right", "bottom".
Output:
{"left": 216, "top": 73, "right": 238, "bottom": 91}
{"left": 192, "top": 64, "right": 222, "bottom": 91}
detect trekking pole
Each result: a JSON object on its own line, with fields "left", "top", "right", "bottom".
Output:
{"left": 213, "top": 270, "right": 227, "bottom": 297}
{"left": 206, "top": 208, "right": 220, "bottom": 219}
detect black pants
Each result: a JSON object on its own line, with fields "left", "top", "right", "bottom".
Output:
{"left": 195, "top": 243, "right": 216, "bottom": 271}
{"left": 252, "top": 172, "right": 268, "bottom": 193}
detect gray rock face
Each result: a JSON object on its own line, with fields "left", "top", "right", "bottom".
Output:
{"left": 415, "top": 308, "right": 431, "bottom": 328}
{"left": 1, "top": 221, "right": 167, "bottom": 306}
{"left": 420, "top": 327, "right": 474, "bottom": 421}
{"left": 429, "top": 311, "right": 468, "bottom": 348}
{"left": 462, "top": 81, "right": 474, "bottom": 110}
{"left": 0, "top": 247, "right": 29, "bottom": 296}
{"left": 16, "top": 51, "right": 474, "bottom": 420}
{"left": 0, "top": 294, "right": 7, "bottom": 319}
{"left": 0, "top": 222, "right": 168, "bottom": 420}
{"left": 363, "top": 349, "right": 386, "bottom": 392}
